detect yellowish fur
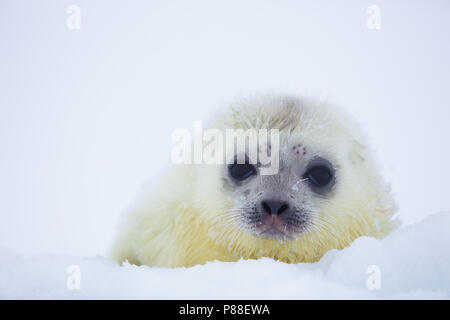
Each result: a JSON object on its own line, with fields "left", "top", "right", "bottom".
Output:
{"left": 111, "top": 94, "right": 399, "bottom": 268}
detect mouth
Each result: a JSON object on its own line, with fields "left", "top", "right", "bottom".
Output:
{"left": 239, "top": 208, "right": 312, "bottom": 241}
{"left": 253, "top": 214, "right": 296, "bottom": 240}
{"left": 238, "top": 207, "right": 310, "bottom": 240}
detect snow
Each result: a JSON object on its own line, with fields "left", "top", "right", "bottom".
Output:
{"left": 1, "top": 212, "right": 449, "bottom": 299}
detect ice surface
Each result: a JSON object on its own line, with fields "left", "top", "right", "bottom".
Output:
{"left": 1, "top": 212, "right": 449, "bottom": 299}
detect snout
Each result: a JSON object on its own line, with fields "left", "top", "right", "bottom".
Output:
{"left": 255, "top": 199, "right": 295, "bottom": 238}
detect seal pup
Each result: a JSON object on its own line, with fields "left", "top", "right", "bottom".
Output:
{"left": 110, "top": 94, "right": 399, "bottom": 267}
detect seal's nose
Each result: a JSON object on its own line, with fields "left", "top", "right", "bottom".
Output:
{"left": 261, "top": 200, "right": 290, "bottom": 215}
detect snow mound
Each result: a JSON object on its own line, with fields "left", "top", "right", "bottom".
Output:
{"left": 1, "top": 212, "right": 449, "bottom": 299}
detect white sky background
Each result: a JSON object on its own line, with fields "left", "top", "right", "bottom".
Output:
{"left": 0, "top": 0, "right": 449, "bottom": 258}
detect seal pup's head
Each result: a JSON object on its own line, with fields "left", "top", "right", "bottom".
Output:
{"left": 194, "top": 94, "right": 398, "bottom": 262}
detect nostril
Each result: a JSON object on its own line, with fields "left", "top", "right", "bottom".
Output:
{"left": 262, "top": 201, "right": 272, "bottom": 214}
{"left": 262, "top": 200, "right": 289, "bottom": 215}
{"left": 278, "top": 203, "right": 289, "bottom": 215}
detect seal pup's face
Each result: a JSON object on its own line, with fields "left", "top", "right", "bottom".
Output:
{"left": 223, "top": 142, "right": 337, "bottom": 241}
{"left": 207, "top": 96, "right": 346, "bottom": 243}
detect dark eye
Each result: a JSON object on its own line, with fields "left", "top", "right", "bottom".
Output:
{"left": 305, "top": 166, "right": 332, "bottom": 187}
{"left": 303, "top": 158, "right": 335, "bottom": 192}
{"left": 228, "top": 161, "right": 257, "bottom": 181}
